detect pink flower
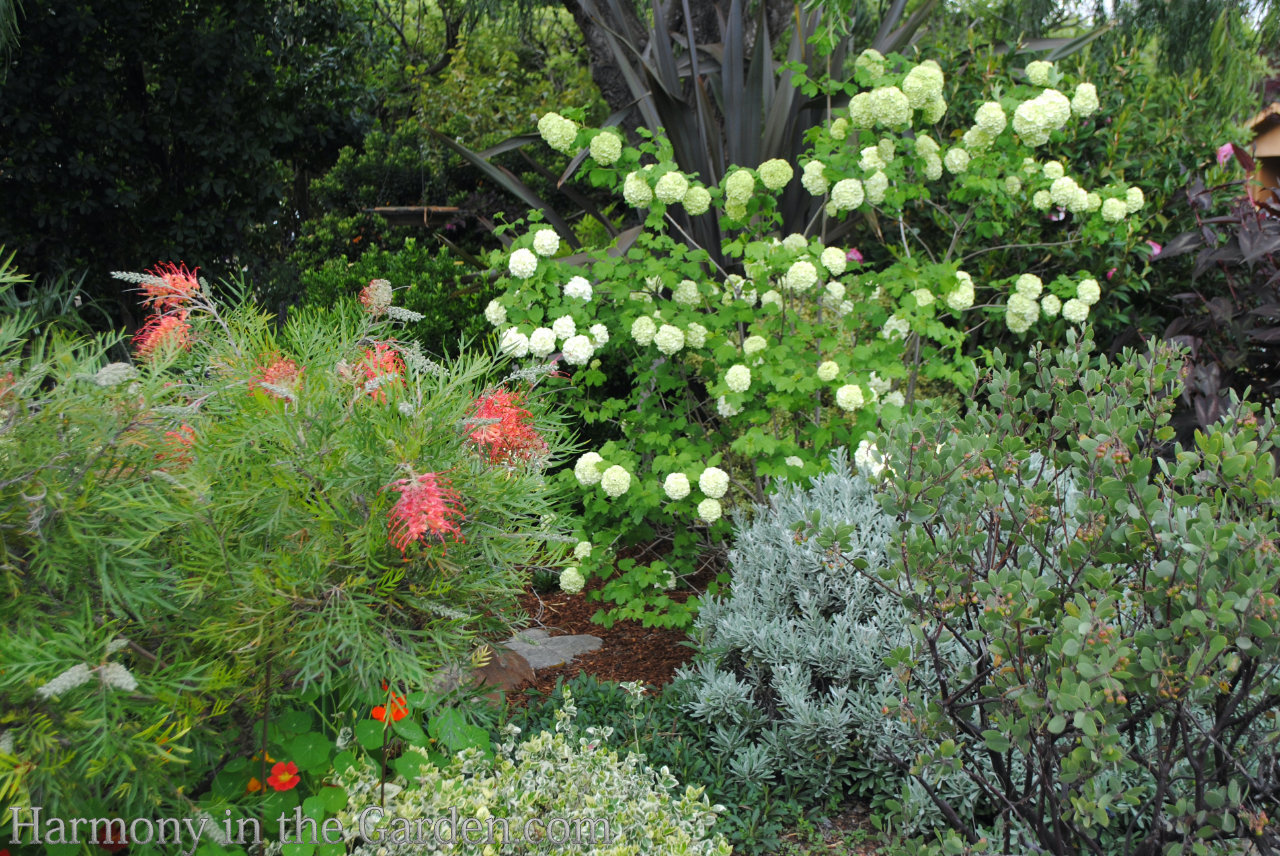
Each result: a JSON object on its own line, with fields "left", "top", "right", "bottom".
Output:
{"left": 386, "top": 472, "right": 466, "bottom": 552}
{"left": 467, "top": 388, "right": 548, "bottom": 465}
{"left": 133, "top": 312, "right": 192, "bottom": 360}
{"left": 1147, "top": 240, "right": 1162, "bottom": 258}
{"left": 846, "top": 248, "right": 864, "bottom": 263}
{"left": 1217, "top": 143, "right": 1234, "bottom": 167}
{"left": 141, "top": 261, "right": 202, "bottom": 311}
{"left": 1106, "top": 268, "right": 1117, "bottom": 280}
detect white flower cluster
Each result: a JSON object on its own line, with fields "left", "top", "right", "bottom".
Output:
{"left": 742, "top": 335, "right": 766, "bottom": 357}
{"left": 623, "top": 171, "right": 653, "bottom": 207}
{"left": 781, "top": 233, "right": 807, "bottom": 252}
{"left": 1012, "top": 89, "right": 1072, "bottom": 147}
{"left": 574, "top": 541, "right": 592, "bottom": 560}
{"left": 36, "top": 659, "right": 138, "bottom": 699}
{"left": 537, "top": 112, "right": 579, "bottom": 154}
{"left": 869, "top": 86, "right": 912, "bottom": 129}
{"left": 865, "top": 171, "right": 889, "bottom": 204}
{"left": 882, "top": 314, "right": 910, "bottom": 341}
{"left": 1071, "top": 82, "right": 1099, "bottom": 117}
{"left": 529, "top": 327, "right": 556, "bottom": 358}
{"left": 820, "top": 247, "right": 846, "bottom": 276}
{"left": 1101, "top": 197, "right": 1127, "bottom": 222}
{"left": 817, "top": 360, "right": 840, "bottom": 381}
{"left": 783, "top": 260, "right": 819, "bottom": 292}
{"left": 484, "top": 299, "right": 507, "bottom": 326}
{"left": 664, "top": 472, "right": 691, "bottom": 500}
{"left": 944, "top": 147, "right": 970, "bottom": 174}
{"left": 758, "top": 159, "right": 793, "bottom": 190}
{"left": 725, "top": 365, "right": 751, "bottom": 393}
{"left": 723, "top": 169, "right": 756, "bottom": 219}
{"left": 902, "top": 61, "right": 945, "bottom": 109}
{"left": 1050, "top": 175, "right": 1090, "bottom": 213}
{"left": 564, "top": 276, "right": 592, "bottom": 301}
{"left": 973, "top": 101, "right": 1007, "bottom": 138}
{"left": 829, "top": 178, "right": 864, "bottom": 213}
{"left": 509, "top": 247, "right": 538, "bottom": 279}
{"left": 946, "top": 270, "right": 975, "bottom": 311}
{"left": 1005, "top": 175, "right": 1022, "bottom": 195}
{"left": 654, "top": 324, "right": 686, "bottom": 355}
{"left": 912, "top": 288, "right": 935, "bottom": 307}
{"left": 601, "top": 465, "right": 631, "bottom": 498}
{"left": 801, "top": 160, "right": 829, "bottom": 196}
{"left": 575, "top": 452, "right": 604, "bottom": 486}
{"left": 697, "top": 498, "right": 722, "bottom": 523}
{"left": 631, "top": 316, "right": 657, "bottom": 346}
{"left": 1026, "top": 60, "right": 1055, "bottom": 87}
{"left": 699, "top": 467, "right": 729, "bottom": 499}
{"left": 589, "top": 130, "right": 622, "bottom": 165}
{"left": 685, "top": 322, "right": 707, "bottom": 348}
{"left": 94, "top": 362, "right": 137, "bottom": 387}
{"left": 562, "top": 335, "right": 594, "bottom": 365}
{"left": 671, "top": 278, "right": 700, "bottom": 305}
{"left": 559, "top": 567, "right": 586, "bottom": 594}
{"left": 654, "top": 170, "right": 690, "bottom": 204}
{"left": 855, "top": 438, "right": 888, "bottom": 479}
{"left": 835, "top": 384, "right": 865, "bottom": 411}
{"left": 532, "top": 229, "right": 560, "bottom": 257}
{"left": 499, "top": 327, "right": 529, "bottom": 357}
{"left": 683, "top": 185, "right": 712, "bottom": 215}
{"left": 856, "top": 48, "right": 885, "bottom": 78}
{"left": 860, "top": 145, "right": 887, "bottom": 172}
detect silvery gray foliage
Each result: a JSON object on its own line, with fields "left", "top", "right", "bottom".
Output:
{"left": 676, "top": 448, "right": 1008, "bottom": 830}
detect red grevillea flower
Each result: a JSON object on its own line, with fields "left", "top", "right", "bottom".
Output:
{"left": 266, "top": 761, "right": 300, "bottom": 792}
{"left": 133, "top": 312, "right": 191, "bottom": 361}
{"left": 156, "top": 423, "right": 196, "bottom": 466}
{"left": 386, "top": 472, "right": 466, "bottom": 552}
{"left": 372, "top": 694, "right": 409, "bottom": 723}
{"left": 141, "top": 261, "right": 202, "bottom": 311}
{"left": 250, "top": 356, "right": 303, "bottom": 399}
{"left": 360, "top": 342, "right": 405, "bottom": 402}
{"left": 467, "top": 388, "right": 548, "bottom": 465}
{"left": 359, "top": 278, "right": 393, "bottom": 316}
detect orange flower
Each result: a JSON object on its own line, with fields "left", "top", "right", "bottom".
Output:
{"left": 359, "top": 342, "right": 405, "bottom": 402}
{"left": 250, "top": 356, "right": 303, "bottom": 399}
{"left": 266, "top": 761, "right": 300, "bottom": 791}
{"left": 467, "top": 388, "right": 548, "bottom": 465}
{"left": 385, "top": 472, "right": 466, "bottom": 552}
{"left": 156, "top": 424, "right": 196, "bottom": 466}
{"left": 141, "top": 261, "right": 202, "bottom": 311}
{"left": 246, "top": 777, "right": 263, "bottom": 793}
{"left": 372, "top": 694, "right": 409, "bottom": 723}
{"left": 133, "top": 312, "right": 191, "bottom": 361}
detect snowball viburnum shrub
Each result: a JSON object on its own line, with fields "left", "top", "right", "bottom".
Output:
{"left": 480, "top": 63, "right": 1145, "bottom": 627}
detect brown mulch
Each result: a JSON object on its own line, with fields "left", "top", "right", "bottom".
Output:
{"left": 505, "top": 569, "right": 711, "bottom": 706}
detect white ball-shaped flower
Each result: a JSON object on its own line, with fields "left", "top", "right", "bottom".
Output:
{"left": 537, "top": 112, "right": 579, "bottom": 154}
{"left": 1013, "top": 100, "right": 1051, "bottom": 147}
{"left": 654, "top": 324, "right": 686, "bottom": 355}
{"left": 923, "top": 154, "right": 943, "bottom": 181}
{"left": 529, "top": 327, "right": 556, "bottom": 358}
{"left": 685, "top": 322, "right": 708, "bottom": 348}
{"left": 922, "top": 96, "right": 947, "bottom": 124}
{"left": 574, "top": 541, "right": 592, "bottom": 560}
{"left": 785, "top": 456, "right": 804, "bottom": 468}
{"left": 817, "top": 360, "right": 840, "bottom": 381}
{"left": 1043, "top": 161, "right": 1065, "bottom": 180}
{"left": 697, "top": 498, "right": 723, "bottom": 524}
{"left": 830, "top": 178, "right": 865, "bottom": 211}
{"left": 902, "top": 61, "right": 945, "bottom": 109}
{"left": 725, "top": 364, "right": 751, "bottom": 393}
{"left": 758, "top": 158, "right": 794, "bottom": 190}
{"left": 499, "top": 327, "right": 530, "bottom": 358}
{"left": 562, "top": 334, "right": 594, "bottom": 365}
{"left": 883, "top": 391, "right": 905, "bottom": 408}
{"left": 849, "top": 92, "right": 875, "bottom": 127}
{"left": 1006, "top": 293, "right": 1039, "bottom": 333}
{"left": 663, "top": 472, "right": 691, "bottom": 500}
{"left": 673, "top": 279, "right": 701, "bottom": 305}
{"left": 1101, "top": 197, "right": 1127, "bottom": 222}
{"left": 855, "top": 48, "right": 885, "bottom": 78}
{"left": 1050, "top": 176, "right": 1080, "bottom": 208}
{"left": 943, "top": 148, "right": 970, "bottom": 174}
{"left": 509, "top": 248, "right": 538, "bottom": 279}
{"left": 484, "top": 299, "right": 507, "bottom": 326}
{"left": 559, "top": 566, "right": 586, "bottom": 594}
{"left": 564, "top": 276, "right": 593, "bottom": 301}
{"left": 784, "top": 260, "right": 819, "bottom": 291}
{"left": 781, "top": 233, "right": 808, "bottom": 252}
{"left": 1061, "top": 297, "right": 1089, "bottom": 323}
{"left": 631, "top": 316, "right": 657, "bottom": 346}
{"left": 1026, "top": 60, "right": 1054, "bottom": 87}
{"left": 974, "top": 101, "right": 1007, "bottom": 136}
{"left": 1125, "top": 186, "right": 1145, "bottom": 214}
{"left": 589, "top": 130, "right": 622, "bottom": 165}
{"left": 589, "top": 323, "right": 609, "bottom": 346}
{"left": 912, "top": 288, "right": 935, "bottom": 307}
{"left": 946, "top": 283, "right": 975, "bottom": 311}
{"left": 600, "top": 465, "right": 631, "bottom": 498}
{"left": 1077, "top": 278, "right": 1101, "bottom": 306}
{"left": 868, "top": 372, "right": 891, "bottom": 396}
{"left": 551, "top": 315, "right": 576, "bottom": 341}
{"left": 1032, "top": 190, "right": 1053, "bottom": 211}
{"left": 821, "top": 247, "right": 847, "bottom": 277}
{"left": 1086, "top": 192, "right": 1102, "bottom": 211}
{"left": 1071, "top": 82, "right": 1099, "bottom": 117}
{"left": 1040, "top": 294, "right": 1062, "bottom": 317}
{"left": 724, "top": 169, "right": 756, "bottom": 203}
{"left": 742, "top": 335, "right": 767, "bottom": 356}
{"left": 801, "top": 160, "right": 829, "bottom": 196}
{"left": 654, "top": 170, "right": 690, "bottom": 204}
{"left": 759, "top": 289, "right": 782, "bottom": 309}
{"left": 860, "top": 146, "right": 887, "bottom": 172}
{"left": 699, "top": 466, "right": 730, "bottom": 499}
{"left": 682, "top": 185, "right": 712, "bottom": 215}
{"left": 1038, "top": 89, "right": 1072, "bottom": 129}
{"left": 882, "top": 314, "right": 910, "bottom": 341}
{"left": 623, "top": 171, "right": 652, "bottom": 207}
{"left": 1015, "top": 273, "right": 1043, "bottom": 299}
{"left": 825, "top": 281, "right": 846, "bottom": 301}
{"left": 865, "top": 171, "right": 889, "bottom": 204}
{"left": 575, "top": 452, "right": 604, "bottom": 486}
{"left": 915, "top": 134, "right": 940, "bottom": 157}
{"left": 869, "top": 85, "right": 911, "bottom": 128}
{"left": 963, "top": 127, "right": 995, "bottom": 151}
{"left": 532, "top": 228, "right": 560, "bottom": 257}
{"left": 835, "top": 384, "right": 865, "bottom": 411}
{"left": 716, "top": 396, "right": 742, "bottom": 418}
{"left": 830, "top": 117, "right": 850, "bottom": 139}
{"left": 1005, "top": 175, "right": 1022, "bottom": 195}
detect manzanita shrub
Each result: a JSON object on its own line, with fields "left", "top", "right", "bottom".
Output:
{"left": 483, "top": 53, "right": 1150, "bottom": 627}
{"left": 0, "top": 263, "right": 573, "bottom": 849}
{"left": 848, "top": 331, "right": 1280, "bottom": 855}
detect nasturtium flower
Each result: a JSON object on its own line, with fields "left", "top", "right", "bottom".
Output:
{"left": 532, "top": 229, "right": 560, "bottom": 257}
{"left": 1061, "top": 297, "right": 1089, "bottom": 323}
{"left": 654, "top": 171, "right": 689, "bottom": 204}
{"left": 600, "top": 465, "right": 632, "bottom": 498}
{"left": 537, "top": 112, "right": 579, "bottom": 154}
{"left": 1026, "top": 60, "right": 1054, "bottom": 86}
{"left": 699, "top": 466, "right": 730, "bottom": 499}
{"left": 697, "top": 498, "right": 723, "bottom": 524}
{"left": 654, "top": 324, "right": 686, "bottom": 355}
{"left": 663, "top": 472, "right": 691, "bottom": 500}
{"left": 562, "top": 335, "right": 594, "bottom": 365}
{"left": 725, "top": 364, "right": 751, "bottom": 393}
{"left": 835, "top": 384, "right": 865, "bottom": 411}
{"left": 509, "top": 248, "right": 538, "bottom": 279}
{"left": 529, "top": 327, "right": 556, "bottom": 358}
{"left": 589, "top": 130, "right": 622, "bottom": 164}
{"left": 559, "top": 567, "right": 586, "bottom": 594}
{"left": 484, "top": 299, "right": 507, "bottom": 326}
{"left": 817, "top": 361, "right": 839, "bottom": 381}
{"left": 758, "top": 158, "right": 793, "bottom": 190}
{"left": 267, "top": 762, "right": 301, "bottom": 792}
{"left": 386, "top": 473, "right": 466, "bottom": 552}
{"left": 575, "top": 452, "right": 604, "bottom": 486}
{"left": 631, "top": 316, "right": 657, "bottom": 346}
{"left": 499, "top": 328, "right": 530, "bottom": 358}
{"left": 564, "top": 276, "right": 592, "bottom": 301}
{"left": 682, "top": 185, "right": 712, "bottom": 215}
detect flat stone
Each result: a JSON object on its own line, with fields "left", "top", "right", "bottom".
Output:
{"left": 499, "top": 628, "right": 602, "bottom": 670}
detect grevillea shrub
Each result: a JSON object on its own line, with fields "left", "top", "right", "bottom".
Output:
{"left": 0, "top": 264, "right": 572, "bottom": 848}
{"left": 482, "top": 54, "right": 1149, "bottom": 627}
{"left": 859, "top": 332, "right": 1280, "bottom": 855}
